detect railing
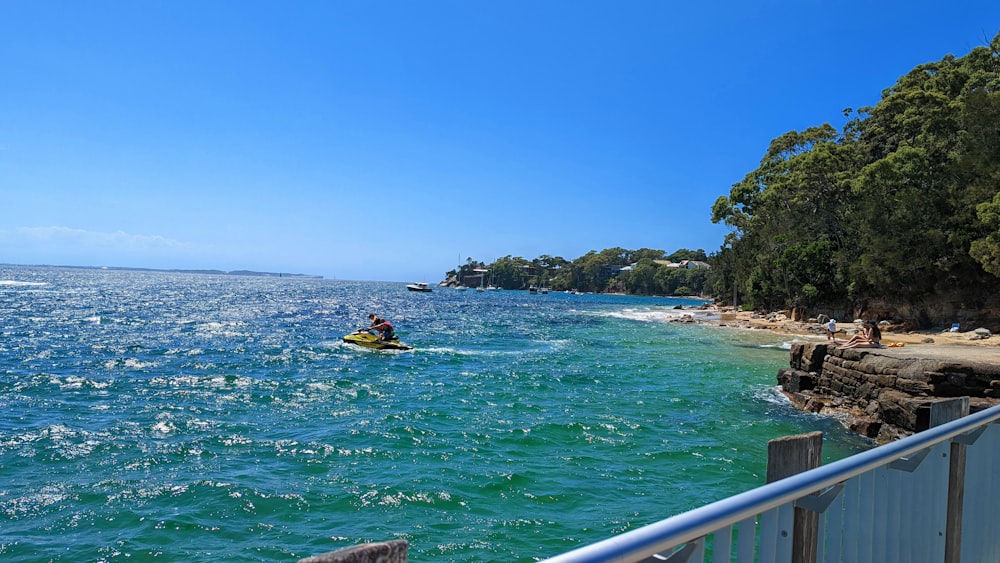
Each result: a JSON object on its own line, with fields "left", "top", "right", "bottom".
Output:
{"left": 540, "top": 401, "right": 1000, "bottom": 563}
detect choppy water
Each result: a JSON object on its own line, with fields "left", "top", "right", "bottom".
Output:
{"left": 0, "top": 265, "right": 870, "bottom": 561}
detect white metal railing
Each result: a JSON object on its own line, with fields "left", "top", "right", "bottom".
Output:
{"left": 540, "top": 403, "right": 1000, "bottom": 563}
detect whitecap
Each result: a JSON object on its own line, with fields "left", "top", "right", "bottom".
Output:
{"left": 754, "top": 385, "right": 794, "bottom": 407}
{"left": 0, "top": 280, "right": 48, "bottom": 287}
{"left": 420, "top": 346, "right": 488, "bottom": 356}
{"left": 600, "top": 307, "right": 717, "bottom": 324}
{"left": 152, "top": 421, "right": 174, "bottom": 434}
{"left": 123, "top": 358, "right": 156, "bottom": 369}
{"left": 756, "top": 340, "right": 797, "bottom": 350}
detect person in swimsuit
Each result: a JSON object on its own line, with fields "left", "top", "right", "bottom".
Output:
{"left": 839, "top": 321, "right": 882, "bottom": 348}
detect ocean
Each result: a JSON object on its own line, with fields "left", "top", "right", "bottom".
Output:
{"left": 0, "top": 265, "right": 871, "bottom": 562}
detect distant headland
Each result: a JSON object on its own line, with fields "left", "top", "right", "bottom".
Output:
{"left": 1, "top": 263, "right": 323, "bottom": 279}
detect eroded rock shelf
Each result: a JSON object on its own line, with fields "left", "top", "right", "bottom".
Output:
{"left": 778, "top": 342, "right": 1000, "bottom": 443}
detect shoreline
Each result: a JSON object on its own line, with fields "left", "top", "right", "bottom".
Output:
{"left": 693, "top": 305, "right": 1000, "bottom": 442}
{"left": 685, "top": 305, "right": 999, "bottom": 349}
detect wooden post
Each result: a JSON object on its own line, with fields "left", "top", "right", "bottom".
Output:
{"left": 930, "top": 397, "right": 970, "bottom": 563}
{"left": 767, "top": 431, "right": 823, "bottom": 563}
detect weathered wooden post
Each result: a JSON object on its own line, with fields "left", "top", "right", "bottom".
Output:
{"left": 929, "top": 397, "right": 970, "bottom": 563}
{"left": 767, "top": 431, "right": 823, "bottom": 563}
{"left": 298, "top": 540, "right": 408, "bottom": 563}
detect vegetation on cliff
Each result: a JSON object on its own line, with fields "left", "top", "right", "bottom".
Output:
{"left": 709, "top": 32, "right": 1000, "bottom": 327}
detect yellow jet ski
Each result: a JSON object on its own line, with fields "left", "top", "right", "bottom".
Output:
{"left": 343, "top": 330, "right": 412, "bottom": 351}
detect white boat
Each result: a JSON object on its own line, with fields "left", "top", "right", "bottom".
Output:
{"left": 406, "top": 282, "right": 432, "bottom": 292}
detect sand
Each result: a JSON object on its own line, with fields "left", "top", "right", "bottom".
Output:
{"left": 696, "top": 306, "right": 1000, "bottom": 363}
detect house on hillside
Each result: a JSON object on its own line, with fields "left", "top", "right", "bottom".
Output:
{"left": 664, "top": 260, "right": 711, "bottom": 270}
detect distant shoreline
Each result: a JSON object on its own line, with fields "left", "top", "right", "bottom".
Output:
{"left": 0, "top": 263, "right": 323, "bottom": 279}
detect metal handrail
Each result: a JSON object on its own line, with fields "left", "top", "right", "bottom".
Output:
{"left": 541, "top": 404, "right": 1000, "bottom": 563}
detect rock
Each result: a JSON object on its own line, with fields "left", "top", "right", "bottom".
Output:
{"left": 848, "top": 419, "right": 882, "bottom": 438}
{"left": 864, "top": 401, "right": 880, "bottom": 415}
{"left": 777, "top": 342, "right": 1000, "bottom": 442}
{"left": 300, "top": 540, "right": 409, "bottom": 563}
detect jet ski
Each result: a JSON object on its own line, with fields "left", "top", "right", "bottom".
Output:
{"left": 343, "top": 330, "right": 412, "bottom": 351}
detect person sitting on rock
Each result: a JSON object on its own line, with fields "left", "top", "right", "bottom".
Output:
{"left": 838, "top": 321, "right": 882, "bottom": 349}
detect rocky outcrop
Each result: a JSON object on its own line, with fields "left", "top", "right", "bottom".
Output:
{"left": 299, "top": 540, "right": 408, "bottom": 563}
{"left": 778, "top": 342, "right": 1000, "bottom": 443}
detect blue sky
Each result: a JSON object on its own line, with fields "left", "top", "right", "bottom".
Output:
{"left": 2, "top": 1, "right": 998, "bottom": 282}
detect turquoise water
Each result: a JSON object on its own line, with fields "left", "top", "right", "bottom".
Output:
{"left": 0, "top": 266, "right": 870, "bottom": 562}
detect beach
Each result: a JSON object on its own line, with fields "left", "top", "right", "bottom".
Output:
{"left": 697, "top": 306, "right": 1000, "bottom": 363}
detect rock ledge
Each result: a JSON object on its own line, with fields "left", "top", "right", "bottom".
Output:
{"left": 778, "top": 342, "right": 1000, "bottom": 443}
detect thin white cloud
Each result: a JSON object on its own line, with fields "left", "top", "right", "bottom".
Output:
{"left": 0, "top": 227, "right": 209, "bottom": 269}
{"left": 8, "top": 226, "right": 189, "bottom": 251}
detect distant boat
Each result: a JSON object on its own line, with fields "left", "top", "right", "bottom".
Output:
{"left": 406, "top": 282, "right": 432, "bottom": 292}
{"left": 476, "top": 267, "right": 487, "bottom": 292}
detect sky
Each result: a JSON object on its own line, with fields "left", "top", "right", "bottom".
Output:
{"left": 1, "top": 1, "right": 998, "bottom": 282}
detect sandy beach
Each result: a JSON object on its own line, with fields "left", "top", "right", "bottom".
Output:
{"left": 704, "top": 306, "right": 992, "bottom": 344}
{"left": 693, "top": 305, "right": 1000, "bottom": 363}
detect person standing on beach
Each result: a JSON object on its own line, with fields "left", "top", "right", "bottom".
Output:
{"left": 825, "top": 318, "right": 837, "bottom": 342}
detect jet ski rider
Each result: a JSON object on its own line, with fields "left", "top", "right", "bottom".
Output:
{"left": 367, "top": 313, "right": 395, "bottom": 342}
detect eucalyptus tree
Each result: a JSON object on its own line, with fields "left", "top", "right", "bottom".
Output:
{"left": 667, "top": 248, "right": 708, "bottom": 262}
{"left": 847, "top": 35, "right": 1000, "bottom": 311}
{"left": 488, "top": 255, "right": 531, "bottom": 290}
{"left": 622, "top": 258, "right": 659, "bottom": 295}
{"left": 711, "top": 32, "right": 1000, "bottom": 322}
{"left": 962, "top": 35, "right": 1000, "bottom": 277}
{"left": 711, "top": 124, "right": 853, "bottom": 312}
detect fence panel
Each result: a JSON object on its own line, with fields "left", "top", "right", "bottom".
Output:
{"left": 539, "top": 406, "right": 1000, "bottom": 563}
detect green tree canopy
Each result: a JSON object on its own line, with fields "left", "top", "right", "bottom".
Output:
{"left": 710, "top": 32, "right": 1000, "bottom": 325}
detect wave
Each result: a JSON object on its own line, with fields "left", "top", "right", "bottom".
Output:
{"left": 599, "top": 306, "right": 717, "bottom": 324}
{"left": 749, "top": 339, "right": 798, "bottom": 350}
{"left": 2, "top": 484, "right": 68, "bottom": 517}
{"left": 0, "top": 280, "right": 48, "bottom": 287}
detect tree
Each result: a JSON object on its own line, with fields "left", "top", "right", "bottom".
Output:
{"left": 709, "top": 31, "right": 1000, "bottom": 325}
{"left": 624, "top": 259, "right": 658, "bottom": 295}
{"left": 971, "top": 192, "right": 1000, "bottom": 277}
{"left": 712, "top": 124, "right": 854, "bottom": 310}
{"left": 666, "top": 248, "right": 708, "bottom": 262}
